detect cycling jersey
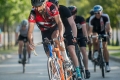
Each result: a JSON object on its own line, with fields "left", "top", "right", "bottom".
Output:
{"left": 28, "top": 2, "right": 59, "bottom": 31}
{"left": 16, "top": 25, "right": 28, "bottom": 37}
{"left": 74, "top": 15, "right": 86, "bottom": 37}
{"left": 59, "top": 5, "right": 72, "bottom": 35}
{"left": 89, "top": 14, "right": 110, "bottom": 33}
{"left": 86, "top": 16, "right": 90, "bottom": 24}
{"left": 59, "top": 5, "right": 74, "bottom": 45}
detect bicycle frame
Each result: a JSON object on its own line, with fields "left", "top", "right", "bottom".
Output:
{"left": 91, "top": 34, "right": 108, "bottom": 78}
{"left": 47, "top": 40, "right": 65, "bottom": 80}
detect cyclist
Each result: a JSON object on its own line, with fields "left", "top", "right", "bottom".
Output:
{"left": 88, "top": 5, "right": 112, "bottom": 72}
{"left": 15, "top": 19, "right": 31, "bottom": 63}
{"left": 86, "top": 9, "right": 94, "bottom": 60}
{"left": 49, "top": 0, "right": 81, "bottom": 79}
{"left": 68, "top": 6, "right": 90, "bottom": 79}
{"left": 28, "top": 0, "right": 65, "bottom": 55}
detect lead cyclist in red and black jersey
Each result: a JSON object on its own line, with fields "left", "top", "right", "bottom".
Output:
{"left": 88, "top": 5, "right": 112, "bottom": 72}
{"left": 68, "top": 6, "right": 90, "bottom": 79}
{"left": 28, "top": 0, "right": 64, "bottom": 55}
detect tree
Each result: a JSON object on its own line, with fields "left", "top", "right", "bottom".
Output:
{"left": 0, "top": 0, "right": 32, "bottom": 49}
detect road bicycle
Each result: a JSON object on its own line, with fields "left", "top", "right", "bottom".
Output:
{"left": 33, "top": 38, "right": 65, "bottom": 80}
{"left": 64, "top": 36, "right": 82, "bottom": 80}
{"left": 75, "top": 38, "right": 87, "bottom": 79}
{"left": 22, "top": 38, "right": 27, "bottom": 73}
{"left": 90, "top": 34, "right": 109, "bottom": 78}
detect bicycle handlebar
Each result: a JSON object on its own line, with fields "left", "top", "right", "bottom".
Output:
{"left": 32, "top": 38, "right": 59, "bottom": 56}
{"left": 90, "top": 34, "right": 108, "bottom": 38}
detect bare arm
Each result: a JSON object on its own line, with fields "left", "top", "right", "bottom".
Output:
{"left": 54, "top": 14, "right": 64, "bottom": 38}
{"left": 15, "top": 33, "right": 19, "bottom": 41}
{"left": 82, "top": 23, "right": 88, "bottom": 39}
{"left": 67, "top": 16, "right": 77, "bottom": 37}
{"left": 15, "top": 26, "right": 20, "bottom": 41}
{"left": 28, "top": 22, "right": 35, "bottom": 44}
{"left": 106, "top": 23, "right": 112, "bottom": 33}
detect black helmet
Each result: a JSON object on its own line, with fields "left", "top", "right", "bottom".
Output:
{"left": 31, "top": 0, "right": 45, "bottom": 7}
{"left": 49, "top": 0, "right": 59, "bottom": 5}
{"left": 89, "top": 9, "right": 94, "bottom": 16}
{"left": 68, "top": 6, "right": 77, "bottom": 15}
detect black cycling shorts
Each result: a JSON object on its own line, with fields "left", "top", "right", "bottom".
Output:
{"left": 77, "top": 38, "right": 86, "bottom": 47}
{"left": 41, "top": 26, "right": 58, "bottom": 52}
{"left": 64, "top": 33, "right": 74, "bottom": 46}
{"left": 18, "top": 35, "right": 28, "bottom": 42}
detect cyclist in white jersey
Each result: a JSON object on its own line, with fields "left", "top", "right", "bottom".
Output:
{"left": 88, "top": 5, "right": 112, "bottom": 72}
{"left": 16, "top": 19, "right": 31, "bottom": 63}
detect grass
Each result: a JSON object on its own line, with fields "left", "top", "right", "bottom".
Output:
{"left": 107, "top": 45, "right": 120, "bottom": 50}
{"left": 0, "top": 46, "right": 18, "bottom": 54}
{"left": 110, "top": 52, "right": 120, "bottom": 58}
{"left": 86, "top": 45, "right": 120, "bottom": 50}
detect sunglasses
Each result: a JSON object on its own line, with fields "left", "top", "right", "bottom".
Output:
{"left": 94, "top": 11, "right": 101, "bottom": 14}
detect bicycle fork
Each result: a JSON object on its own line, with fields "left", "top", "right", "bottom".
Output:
{"left": 54, "top": 48, "right": 65, "bottom": 80}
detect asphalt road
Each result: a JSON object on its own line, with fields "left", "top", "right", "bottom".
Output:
{"left": 0, "top": 31, "right": 120, "bottom": 80}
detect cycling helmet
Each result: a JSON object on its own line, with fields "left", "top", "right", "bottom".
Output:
{"left": 31, "top": 0, "right": 45, "bottom": 7}
{"left": 68, "top": 6, "right": 77, "bottom": 15}
{"left": 89, "top": 9, "right": 94, "bottom": 16}
{"left": 93, "top": 5, "right": 103, "bottom": 12}
{"left": 49, "top": 0, "right": 59, "bottom": 5}
{"left": 21, "top": 19, "right": 28, "bottom": 27}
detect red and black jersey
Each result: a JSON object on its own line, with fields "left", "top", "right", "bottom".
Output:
{"left": 28, "top": 2, "right": 59, "bottom": 31}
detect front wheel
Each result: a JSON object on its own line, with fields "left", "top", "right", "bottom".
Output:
{"left": 22, "top": 48, "right": 27, "bottom": 73}
{"left": 99, "top": 49, "right": 105, "bottom": 78}
{"left": 47, "top": 57, "right": 61, "bottom": 80}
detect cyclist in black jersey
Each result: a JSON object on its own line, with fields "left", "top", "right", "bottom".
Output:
{"left": 86, "top": 9, "right": 94, "bottom": 60}
{"left": 88, "top": 5, "right": 112, "bottom": 72}
{"left": 49, "top": 0, "right": 82, "bottom": 79}
{"left": 68, "top": 6, "right": 90, "bottom": 79}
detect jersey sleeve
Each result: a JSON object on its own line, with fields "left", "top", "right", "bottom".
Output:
{"left": 89, "top": 15, "right": 95, "bottom": 27}
{"left": 78, "top": 16, "right": 86, "bottom": 25}
{"left": 28, "top": 9, "right": 36, "bottom": 23}
{"left": 105, "top": 14, "right": 110, "bottom": 23}
{"left": 48, "top": 3, "right": 59, "bottom": 16}
{"left": 64, "top": 6, "right": 72, "bottom": 18}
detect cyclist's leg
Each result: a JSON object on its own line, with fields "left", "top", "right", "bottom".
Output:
{"left": 92, "top": 33, "right": 99, "bottom": 60}
{"left": 41, "top": 26, "right": 59, "bottom": 56}
{"left": 18, "top": 35, "right": 24, "bottom": 63}
{"left": 65, "top": 34, "right": 81, "bottom": 78}
{"left": 78, "top": 39, "right": 90, "bottom": 78}
{"left": 88, "top": 42, "right": 93, "bottom": 60}
{"left": 102, "top": 34, "right": 110, "bottom": 72}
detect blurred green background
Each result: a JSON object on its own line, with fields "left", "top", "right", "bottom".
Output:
{"left": 0, "top": 0, "right": 120, "bottom": 57}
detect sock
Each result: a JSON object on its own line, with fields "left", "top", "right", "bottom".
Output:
{"left": 60, "top": 41, "right": 69, "bottom": 61}
{"left": 76, "top": 67, "right": 81, "bottom": 77}
{"left": 106, "top": 62, "right": 109, "bottom": 66}
{"left": 19, "top": 54, "right": 22, "bottom": 59}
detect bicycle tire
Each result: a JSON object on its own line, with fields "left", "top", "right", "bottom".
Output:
{"left": 47, "top": 57, "right": 61, "bottom": 80}
{"left": 99, "top": 49, "right": 105, "bottom": 78}
{"left": 22, "top": 48, "right": 27, "bottom": 73}
{"left": 75, "top": 44, "right": 85, "bottom": 79}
